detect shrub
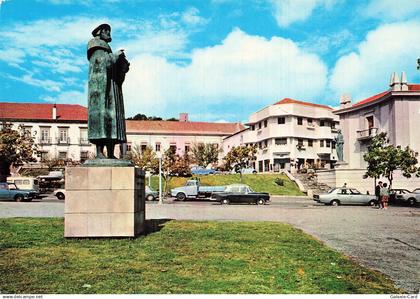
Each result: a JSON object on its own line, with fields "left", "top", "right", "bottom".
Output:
{"left": 274, "top": 178, "right": 284, "bottom": 186}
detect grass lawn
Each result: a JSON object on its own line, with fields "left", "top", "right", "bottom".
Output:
{"left": 149, "top": 173, "right": 304, "bottom": 196}
{"left": 0, "top": 218, "right": 399, "bottom": 294}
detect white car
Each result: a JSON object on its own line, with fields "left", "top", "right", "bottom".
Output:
{"left": 54, "top": 189, "right": 65, "bottom": 200}
{"left": 390, "top": 189, "right": 419, "bottom": 206}
{"left": 313, "top": 187, "right": 377, "bottom": 206}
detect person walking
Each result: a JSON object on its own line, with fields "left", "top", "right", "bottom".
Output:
{"left": 375, "top": 181, "right": 383, "bottom": 208}
{"left": 380, "top": 183, "right": 390, "bottom": 210}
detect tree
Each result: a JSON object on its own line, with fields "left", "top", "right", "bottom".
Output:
{"left": 127, "top": 145, "right": 159, "bottom": 173}
{"left": 127, "top": 113, "right": 148, "bottom": 120}
{"left": 191, "top": 143, "right": 220, "bottom": 167}
{"left": 363, "top": 132, "right": 419, "bottom": 188}
{"left": 160, "top": 147, "right": 191, "bottom": 195}
{"left": 224, "top": 145, "right": 257, "bottom": 182}
{"left": 0, "top": 127, "right": 37, "bottom": 182}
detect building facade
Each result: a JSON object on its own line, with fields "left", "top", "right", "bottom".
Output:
{"left": 223, "top": 98, "right": 339, "bottom": 172}
{"left": 0, "top": 103, "right": 93, "bottom": 162}
{"left": 316, "top": 72, "right": 420, "bottom": 192}
{"left": 0, "top": 103, "right": 244, "bottom": 163}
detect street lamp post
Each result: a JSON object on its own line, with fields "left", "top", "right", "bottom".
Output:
{"left": 156, "top": 151, "right": 163, "bottom": 204}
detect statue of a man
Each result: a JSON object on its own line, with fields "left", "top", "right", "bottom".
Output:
{"left": 335, "top": 129, "right": 344, "bottom": 162}
{"left": 87, "top": 24, "right": 130, "bottom": 159}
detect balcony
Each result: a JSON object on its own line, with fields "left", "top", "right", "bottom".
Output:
{"left": 38, "top": 138, "right": 52, "bottom": 145}
{"left": 57, "top": 137, "right": 71, "bottom": 145}
{"left": 357, "top": 127, "right": 378, "bottom": 141}
{"left": 306, "top": 123, "right": 315, "bottom": 130}
{"left": 79, "top": 138, "right": 90, "bottom": 146}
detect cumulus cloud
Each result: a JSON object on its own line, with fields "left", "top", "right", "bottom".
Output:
{"left": 329, "top": 21, "right": 420, "bottom": 102}
{"left": 364, "top": 0, "right": 420, "bottom": 21}
{"left": 123, "top": 28, "right": 328, "bottom": 118}
{"left": 270, "top": 0, "right": 336, "bottom": 27}
{"left": 43, "top": 89, "right": 87, "bottom": 104}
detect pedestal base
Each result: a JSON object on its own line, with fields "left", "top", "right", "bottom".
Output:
{"left": 64, "top": 167, "right": 145, "bottom": 237}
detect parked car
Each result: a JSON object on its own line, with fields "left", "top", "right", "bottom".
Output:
{"left": 7, "top": 176, "right": 40, "bottom": 198}
{"left": 191, "top": 166, "right": 215, "bottom": 175}
{"left": 146, "top": 186, "right": 159, "bottom": 201}
{"left": 313, "top": 187, "right": 377, "bottom": 206}
{"left": 54, "top": 189, "right": 66, "bottom": 200}
{"left": 412, "top": 188, "right": 420, "bottom": 194}
{"left": 239, "top": 168, "right": 257, "bottom": 174}
{"left": 171, "top": 179, "right": 225, "bottom": 201}
{"left": 0, "top": 182, "right": 33, "bottom": 202}
{"left": 390, "top": 189, "right": 419, "bottom": 206}
{"left": 210, "top": 184, "right": 270, "bottom": 205}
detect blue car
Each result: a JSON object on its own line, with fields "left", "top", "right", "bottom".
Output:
{"left": 0, "top": 182, "right": 33, "bottom": 202}
{"left": 191, "top": 166, "right": 215, "bottom": 175}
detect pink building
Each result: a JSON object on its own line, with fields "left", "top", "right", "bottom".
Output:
{"left": 317, "top": 72, "right": 420, "bottom": 192}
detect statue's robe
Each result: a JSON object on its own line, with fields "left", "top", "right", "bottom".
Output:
{"left": 87, "top": 36, "right": 128, "bottom": 144}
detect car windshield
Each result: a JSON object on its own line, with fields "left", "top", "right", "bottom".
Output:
{"left": 327, "top": 188, "right": 337, "bottom": 194}
{"left": 8, "top": 184, "right": 17, "bottom": 190}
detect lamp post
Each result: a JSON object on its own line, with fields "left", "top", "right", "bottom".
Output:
{"left": 156, "top": 151, "right": 163, "bottom": 204}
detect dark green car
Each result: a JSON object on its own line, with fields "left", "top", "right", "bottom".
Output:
{"left": 210, "top": 184, "right": 270, "bottom": 205}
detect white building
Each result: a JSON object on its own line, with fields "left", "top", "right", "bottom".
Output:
{"left": 0, "top": 102, "right": 93, "bottom": 162}
{"left": 223, "top": 98, "right": 339, "bottom": 173}
{"left": 0, "top": 103, "right": 244, "bottom": 162}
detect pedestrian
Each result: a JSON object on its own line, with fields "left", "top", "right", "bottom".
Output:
{"left": 380, "top": 183, "right": 390, "bottom": 210}
{"left": 375, "top": 181, "right": 383, "bottom": 208}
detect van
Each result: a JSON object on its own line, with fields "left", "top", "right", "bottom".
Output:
{"left": 7, "top": 176, "right": 40, "bottom": 196}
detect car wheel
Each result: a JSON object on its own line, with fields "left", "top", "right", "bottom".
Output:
{"left": 146, "top": 194, "right": 155, "bottom": 201}
{"left": 330, "top": 200, "right": 340, "bottom": 206}
{"left": 253, "top": 171, "right": 257, "bottom": 174}
{"left": 368, "top": 200, "right": 376, "bottom": 206}
{"left": 15, "top": 195, "right": 24, "bottom": 202}
{"left": 408, "top": 198, "right": 417, "bottom": 206}
{"left": 176, "top": 193, "right": 186, "bottom": 201}
{"left": 56, "top": 192, "right": 65, "bottom": 200}
{"left": 256, "top": 198, "right": 265, "bottom": 205}
{"left": 221, "top": 198, "right": 230, "bottom": 205}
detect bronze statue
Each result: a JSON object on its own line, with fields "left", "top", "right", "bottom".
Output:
{"left": 335, "top": 129, "right": 344, "bottom": 162}
{"left": 87, "top": 24, "right": 129, "bottom": 159}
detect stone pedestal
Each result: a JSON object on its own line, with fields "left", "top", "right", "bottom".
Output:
{"left": 64, "top": 167, "right": 145, "bottom": 237}
{"left": 334, "top": 161, "right": 349, "bottom": 169}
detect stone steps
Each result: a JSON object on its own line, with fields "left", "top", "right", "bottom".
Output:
{"left": 293, "top": 172, "right": 332, "bottom": 195}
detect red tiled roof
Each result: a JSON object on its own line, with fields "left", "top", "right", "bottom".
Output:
{"left": 0, "top": 102, "right": 87, "bottom": 121}
{"left": 352, "top": 90, "right": 390, "bottom": 107}
{"left": 126, "top": 120, "right": 244, "bottom": 135}
{"left": 274, "top": 98, "right": 333, "bottom": 110}
{"left": 352, "top": 84, "right": 420, "bottom": 108}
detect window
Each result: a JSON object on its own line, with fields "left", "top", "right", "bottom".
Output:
{"left": 264, "top": 120, "right": 267, "bottom": 127}
{"left": 320, "top": 140, "right": 324, "bottom": 147}
{"left": 297, "top": 117, "right": 303, "bottom": 125}
{"left": 40, "top": 128, "right": 50, "bottom": 143}
{"left": 155, "top": 143, "right": 161, "bottom": 152}
{"left": 298, "top": 139, "right": 303, "bottom": 146}
{"left": 326, "top": 140, "right": 331, "bottom": 148}
{"left": 264, "top": 140, "right": 268, "bottom": 148}
{"left": 80, "top": 128, "right": 88, "bottom": 144}
{"left": 308, "top": 140, "right": 313, "bottom": 147}
{"left": 307, "top": 118, "right": 313, "bottom": 124}
{"left": 58, "top": 152, "right": 67, "bottom": 160}
{"left": 331, "top": 122, "right": 336, "bottom": 129}
{"left": 127, "top": 143, "right": 132, "bottom": 152}
{"left": 141, "top": 143, "right": 147, "bottom": 152}
{"left": 275, "top": 138, "right": 287, "bottom": 145}
{"left": 80, "top": 151, "right": 89, "bottom": 162}
{"left": 320, "top": 120, "right": 325, "bottom": 127}
{"left": 258, "top": 122, "right": 262, "bottom": 130}
{"left": 185, "top": 145, "right": 190, "bottom": 153}
{"left": 169, "top": 144, "right": 177, "bottom": 152}
{"left": 251, "top": 125, "right": 255, "bottom": 131}
{"left": 277, "top": 117, "right": 285, "bottom": 124}
{"left": 59, "top": 128, "right": 68, "bottom": 144}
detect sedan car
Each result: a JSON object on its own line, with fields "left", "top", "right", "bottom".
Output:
{"left": 390, "top": 189, "right": 419, "bottom": 206}
{"left": 191, "top": 166, "right": 215, "bottom": 175}
{"left": 146, "top": 186, "right": 159, "bottom": 201}
{"left": 211, "top": 184, "right": 270, "bottom": 205}
{"left": 0, "top": 182, "right": 33, "bottom": 202}
{"left": 412, "top": 188, "right": 420, "bottom": 194}
{"left": 313, "top": 187, "right": 377, "bottom": 206}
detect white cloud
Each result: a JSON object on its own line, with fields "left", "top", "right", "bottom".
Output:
{"left": 364, "top": 0, "right": 420, "bottom": 21}
{"left": 7, "top": 73, "right": 62, "bottom": 92}
{"left": 43, "top": 89, "right": 87, "bottom": 104}
{"left": 0, "top": 48, "right": 26, "bottom": 64}
{"left": 181, "top": 7, "right": 208, "bottom": 26}
{"left": 270, "top": 0, "right": 336, "bottom": 27}
{"left": 123, "top": 28, "right": 328, "bottom": 118}
{"left": 329, "top": 21, "right": 420, "bottom": 102}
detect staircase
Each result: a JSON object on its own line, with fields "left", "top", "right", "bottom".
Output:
{"left": 292, "top": 171, "right": 332, "bottom": 195}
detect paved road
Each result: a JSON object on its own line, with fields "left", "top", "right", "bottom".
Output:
{"left": 1, "top": 196, "right": 419, "bottom": 293}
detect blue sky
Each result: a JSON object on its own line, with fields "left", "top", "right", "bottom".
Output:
{"left": 0, "top": 0, "right": 419, "bottom": 123}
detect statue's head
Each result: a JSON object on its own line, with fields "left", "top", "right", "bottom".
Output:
{"left": 92, "top": 23, "right": 112, "bottom": 42}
